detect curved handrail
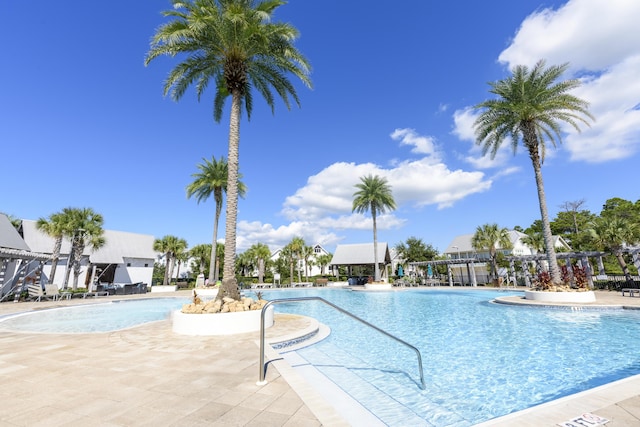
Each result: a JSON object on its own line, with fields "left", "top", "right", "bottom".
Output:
{"left": 258, "top": 296, "right": 426, "bottom": 389}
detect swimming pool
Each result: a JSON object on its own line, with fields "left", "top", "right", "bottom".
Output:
{"left": 2, "top": 290, "right": 639, "bottom": 426}
{"left": 260, "top": 288, "right": 640, "bottom": 426}
{"left": 0, "top": 298, "right": 188, "bottom": 333}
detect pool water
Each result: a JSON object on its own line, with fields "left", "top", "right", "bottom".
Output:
{"left": 3, "top": 289, "right": 639, "bottom": 426}
{"left": 261, "top": 288, "right": 640, "bottom": 426}
{"left": 0, "top": 298, "right": 188, "bottom": 333}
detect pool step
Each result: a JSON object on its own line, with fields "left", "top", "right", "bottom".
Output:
{"left": 292, "top": 342, "right": 469, "bottom": 426}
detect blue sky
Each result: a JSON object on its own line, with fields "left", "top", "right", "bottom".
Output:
{"left": 2, "top": 0, "right": 639, "bottom": 255}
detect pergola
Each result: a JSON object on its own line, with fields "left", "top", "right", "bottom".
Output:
{"left": 409, "top": 258, "right": 483, "bottom": 287}
{"left": 409, "top": 249, "right": 634, "bottom": 288}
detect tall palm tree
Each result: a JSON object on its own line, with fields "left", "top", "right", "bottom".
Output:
{"left": 60, "top": 208, "right": 106, "bottom": 290}
{"left": 153, "top": 235, "right": 188, "bottom": 286}
{"left": 352, "top": 174, "right": 396, "bottom": 282}
{"left": 146, "top": 0, "right": 312, "bottom": 301}
{"left": 474, "top": 60, "right": 594, "bottom": 284}
{"left": 186, "top": 156, "right": 246, "bottom": 283}
{"left": 471, "top": 223, "right": 512, "bottom": 280}
{"left": 588, "top": 217, "right": 639, "bottom": 282}
{"left": 36, "top": 212, "right": 66, "bottom": 284}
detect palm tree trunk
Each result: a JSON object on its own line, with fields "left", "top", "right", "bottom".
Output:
{"left": 220, "top": 90, "right": 241, "bottom": 300}
{"left": 372, "top": 210, "right": 380, "bottom": 282}
{"left": 289, "top": 260, "right": 294, "bottom": 285}
{"left": 163, "top": 252, "right": 170, "bottom": 286}
{"left": 258, "top": 259, "right": 264, "bottom": 284}
{"left": 529, "top": 148, "right": 562, "bottom": 284}
{"left": 209, "top": 202, "right": 221, "bottom": 283}
{"left": 49, "top": 237, "right": 62, "bottom": 284}
{"left": 615, "top": 251, "right": 632, "bottom": 282}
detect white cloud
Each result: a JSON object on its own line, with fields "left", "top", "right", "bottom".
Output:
{"left": 238, "top": 130, "right": 494, "bottom": 250}
{"left": 452, "top": 107, "right": 519, "bottom": 169}
{"left": 390, "top": 128, "right": 440, "bottom": 160}
{"left": 497, "top": 0, "right": 640, "bottom": 163}
{"left": 499, "top": 0, "right": 640, "bottom": 71}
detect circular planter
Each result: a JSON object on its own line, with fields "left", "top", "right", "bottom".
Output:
{"left": 364, "top": 282, "right": 392, "bottom": 291}
{"left": 194, "top": 288, "right": 219, "bottom": 298}
{"left": 172, "top": 306, "right": 274, "bottom": 336}
{"left": 524, "top": 290, "right": 596, "bottom": 303}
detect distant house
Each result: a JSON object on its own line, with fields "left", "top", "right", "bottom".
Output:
{"left": 443, "top": 230, "right": 571, "bottom": 260}
{"left": 329, "top": 242, "right": 392, "bottom": 281}
{"left": 21, "top": 219, "right": 157, "bottom": 288}
{"left": 270, "top": 243, "right": 331, "bottom": 280}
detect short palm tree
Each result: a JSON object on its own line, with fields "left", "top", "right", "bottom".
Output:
{"left": 352, "top": 175, "right": 396, "bottom": 282}
{"left": 189, "top": 243, "right": 212, "bottom": 278}
{"left": 471, "top": 223, "right": 512, "bottom": 280}
{"left": 146, "top": 0, "right": 312, "bottom": 301}
{"left": 153, "top": 235, "right": 188, "bottom": 286}
{"left": 59, "top": 207, "right": 106, "bottom": 290}
{"left": 474, "top": 60, "right": 594, "bottom": 284}
{"left": 245, "top": 243, "right": 271, "bottom": 284}
{"left": 186, "top": 156, "right": 246, "bottom": 284}
{"left": 521, "top": 231, "right": 545, "bottom": 254}
{"left": 588, "top": 217, "right": 639, "bottom": 282}
{"left": 36, "top": 212, "right": 66, "bottom": 284}
{"left": 284, "top": 237, "right": 306, "bottom": 284}
{"left": 315, "top": 253, "right": 333, "bottom": 276}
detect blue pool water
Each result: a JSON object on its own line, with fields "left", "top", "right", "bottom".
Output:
{"left": 0, "top": 298, "right": 188, "bottom": 333}
{"left": 260, "top": 288, "right": 640, "bottom": 426}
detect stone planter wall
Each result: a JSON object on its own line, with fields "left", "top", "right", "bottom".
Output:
{"left": 172, "top": 306, "right": 274, "bottom": 336}
{"left": 524, "top": 290, "right": 596, "bottom": 303}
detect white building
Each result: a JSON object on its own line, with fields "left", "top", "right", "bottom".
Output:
{"left": 20, "top": 219, "right": 157, "bottom": 289}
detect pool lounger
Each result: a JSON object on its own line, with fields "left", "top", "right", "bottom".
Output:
{"left": 83, "top": 291, "right": 110, "bottom": 299}
{"left": 621, "top": 288, "right": 640, "bottom": 297}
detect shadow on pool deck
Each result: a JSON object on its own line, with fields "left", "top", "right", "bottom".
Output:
{"left": 0, "top": 289, "right": 639, "bottom": 426}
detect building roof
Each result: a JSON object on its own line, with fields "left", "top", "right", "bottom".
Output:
{"left": 329, "top": 243, "right": 391, "bottom": 266}
{"left": 21, "top": 220, "right": 157, "bottom": 263}
{"left": 0, "top": 214, "right": 30, "bottom": 251}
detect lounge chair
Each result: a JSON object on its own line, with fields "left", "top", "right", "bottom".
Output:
{"left": 27, "top": 284, "right": 52, "bottom": 302}
{"left": 45, "top": 284, "right": 72, "bottom": 301}
{"left": 82, "top": 289, "right": 109, "bottom": 298}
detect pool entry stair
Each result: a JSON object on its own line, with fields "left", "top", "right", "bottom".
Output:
{"left": 258, "top": 297, "right": 425, "bottom": 389}
{"left": 259, "top": 297, "right": 473, "bottom": 427}
{"left": 293, "top": 341, "right": 474, "bottom": 426}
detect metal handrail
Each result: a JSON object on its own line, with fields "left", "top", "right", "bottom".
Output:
{"left": 258, "top": 296, "right": 426, "bottom": 389}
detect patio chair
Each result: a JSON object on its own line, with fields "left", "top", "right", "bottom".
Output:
{"left": 45, "top": 284, "right": 72, "bottom": 301}
{"left": 27, "top": 284, "right": 51, "bottom": 302}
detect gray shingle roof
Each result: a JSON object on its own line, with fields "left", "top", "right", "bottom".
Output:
{"left": 21, "top": 220, "right": 157, "bottom": 262}
{"left": 0, "top": 214, "right": 30, "bottom": 251}
{"left": 329, "top": 243, "right": 391, "bottom": 266}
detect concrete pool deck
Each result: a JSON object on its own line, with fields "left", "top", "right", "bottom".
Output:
{"left": 0, "top": 288, "right": 638, "bottom": 426}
